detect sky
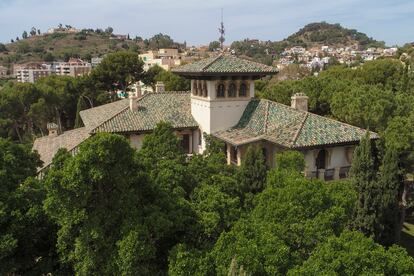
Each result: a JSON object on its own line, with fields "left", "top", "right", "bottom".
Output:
{"left": 0, "top": 0, "right": 413, "bottom": 46}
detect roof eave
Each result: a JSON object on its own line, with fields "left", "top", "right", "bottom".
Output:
{"left": 172, "top": 71, "right": 278, "bottom": 78}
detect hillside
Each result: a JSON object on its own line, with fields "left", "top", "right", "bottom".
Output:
{"left": 285, "top": 22, "right": 385, "bottom": 49}
{"left": 0, "top": 30, "right": 182, "bottom": 68}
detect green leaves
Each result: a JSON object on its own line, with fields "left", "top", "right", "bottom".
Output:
{"left": 289, "top": 230, "right": 414, "bottom": 275}
{"left": 91, "top": 51, "right": 144, "bottom": 94}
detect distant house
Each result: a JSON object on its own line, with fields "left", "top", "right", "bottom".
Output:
{"left": 0, "top": 66, "right": 8, "bottom": 78}
{"left": 33, "top": 54, "right": 377, "bottom": 180}
{"left": 139, "top": 48, "right": 181, "bottom": 71}
{"left": 91, "top": 57, "right": 104, "bottom": 68}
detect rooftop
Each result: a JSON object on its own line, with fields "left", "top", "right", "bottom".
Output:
{"left": 86, "top": 91, "right": 198, "bottom": 133}
{"left": 214, "top": 99, "right": 378, "bottom": 149}
{"left": 172, "top": 54, "right": 278, "bottom": 77}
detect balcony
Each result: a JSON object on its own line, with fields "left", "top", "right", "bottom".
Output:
{"left": 305, "top": 166, "right": 352, "bottom": 181}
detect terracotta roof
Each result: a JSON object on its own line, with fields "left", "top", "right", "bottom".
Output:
{"left": 214, "top": 99, "right": 378, "bottom": 149}
{"left": 80, "top": 99, "right": 129, "bottom": 129}
{"left": 172, "top": 54, "right": 278, "bottom": 75}
{"left": 32, "top": 127, "right": 90, "bottom": 171}
{"left": 91, "top": 91, "right": 198, "bottom": 133}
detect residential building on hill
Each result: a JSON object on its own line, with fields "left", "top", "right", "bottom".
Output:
{"left": 13, "top": 58, "right": 91, "bottom": 83}
{"left": 139, "top": 48, "right": 181, "bottom": 71}
{"left": 0, "top": 65, "right": 8, "bottom": 78}
{"left": 33, "top": 54, "right": 377, "bottom": 180}
{"left": 14, "top": 63, "right": 52, "bottom": 83}
{"left": 52, "top": 58, "right": 91, "bottom": 77}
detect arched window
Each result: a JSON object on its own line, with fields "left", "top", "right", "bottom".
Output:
{"left": 198, "top": 82, "right": 203, "bottom": 96}
{"left": 239, "top": 82, "right": 247, "bottom": 97}
{"left": 192, "top": 81, "right": 198, "bottom": 95}
{"left": 316, "top": 149, "right": 327, "bottom": 170}
{"left": 217, "top": 83, "right": 225, "bottom": 98}
{"left": 228, "top": 82, "right": 236, "bottom": 97}
{"left": 203, "top": 82, "right": 208, "bottom": 97}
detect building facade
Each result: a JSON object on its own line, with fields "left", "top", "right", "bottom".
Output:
{"left": 14, "top": 63, "right": 52, "bottom": 83}
{"left": 33, "top": 54, "right": 377, "bottom": 180}
{"left": 139, "top": 48, "right": 181, "bottom": 71}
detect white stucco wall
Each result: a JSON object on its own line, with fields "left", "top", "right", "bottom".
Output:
{"left": 303, "top": 146, "right": 353, "bottom": 172}
{"left": 129, "top": 134, "right": 145, "bottom": 150}
{"left": 191, "top": 79, "right": 253, "bottom": 137}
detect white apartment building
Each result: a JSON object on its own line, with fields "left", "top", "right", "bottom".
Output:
{"left": 14, "top": 63, "right": 52, "bottom": 83}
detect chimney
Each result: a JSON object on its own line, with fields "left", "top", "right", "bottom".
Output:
{"left": 129, "top": 91, "right": 139, "bottom": 111}
{"left": 291, "top": 93, "right": 309, "bottom": 112}
{"left": 47, "top": 122, "right": 59, "bottom": 137}
{"left": 155, "top": 81, "right": 165, "bottom": 93}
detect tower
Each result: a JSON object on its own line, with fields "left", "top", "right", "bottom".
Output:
{"left": 218, "top": 9, "right": 225, "bottom": 50}
{"left": 172, "top": 54, "right": 278, "bottom": 151}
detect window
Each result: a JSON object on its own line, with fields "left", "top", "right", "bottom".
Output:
{"left": 316, "top": 149, "right": 327, "bottom": 170}
{"left": 228, "top": 82, "right": 236, "bottom": 97}
{"left": 217, "top": 83, "right": 225, "bottom": 98}
{"left": 181, "top": 134, "right": 190, "bottom": 154}
{"left": 192, "top": 82, "right": 197, "bottom": 95}
{"left": 230, "top": 146, "right": 238, "bottom": 164}
{"left": 198, "top": 82, "right": 203, "bottom": 96}
{"left": 203, "top": 82, "right": 208, "bottom": 97}
{"left": 198, "top": 129, "right": 202, "bottom": 146}
{"left": 239, "top": 82, "right": 247, "bottom": 97}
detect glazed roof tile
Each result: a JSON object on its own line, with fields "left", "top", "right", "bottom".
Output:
{"left": 91, "top": 91, "right": 198, "bottom": 133}
{"left": 172, "top": 54, "right": 278, "bottom": 75}
{"left": 214, "top": 99, "right": 378, "bottom": 149}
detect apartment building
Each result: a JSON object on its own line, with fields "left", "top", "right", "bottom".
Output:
{"left": 52, "top": 58, "right": 91, "bottom": 77}
{"left": 13, "top": 58, "right": 91, "bottom": 83}
{"left": 14, "top": 63, "right": 52, "bottom": 83}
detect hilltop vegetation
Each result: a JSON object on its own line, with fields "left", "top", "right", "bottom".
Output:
{"left": 230, "top": 22, "right": 387, "bottom": 64}
{"left": 0, "top": 29, "right": 183, "bottom": 68}
{"left": 285, "top": 22, "right": 386, "bottom": 49}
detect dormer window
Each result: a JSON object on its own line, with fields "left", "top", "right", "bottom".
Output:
{"left": 228, "top": 83, "right": 236, "bottom": 97}
{"left": 217, "top": 83, "right": 225, "bottom": 98}
{"left": 239, "top": 82, "right": 247, "bottom": 97}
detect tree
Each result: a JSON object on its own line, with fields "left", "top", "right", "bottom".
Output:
{"left": 377, "top": 145, "right": 404, "bottom": 246}
{"left": 141, "top": 64, "right": 165, "bottom": 89}
{"left": 0, "top": 43, "right": 7, "bottom": 52}
{"left": 74, "top": 96, "right": 88, "bottom": 128}
{"left": 211, "top": 173, "right": 356, "bottom": 275}
{"left": 155, "top": 70, "right": 190, "bottom": 91}
{"left": 22, "top": 31, "right": 28, "bottom": 39}
{"left": 105, "top": 26, "right": 113, "bottom": 34}
{"left": 43, "top": 134, "right": 157, "bottom": 274}
{"left": 0, "top": 138, "right": 58, "bottom": 274}
{"left": 43, "top": 52, "right": 55, "bottom": 62}
{"left": 238, "top": 145, "right": 268, "bottom": 194}
{"left": 350, "top": 134, "right": 381, "bottom": 239}
{"left": 288, "top": 230, "right": 414, "bottom": 275}
{"left": 209, "top": 41, "right": 221, "bottom": 51}
{"left": 148, "top": 33, "right": 175, "bottom": 49}
{"left": 91, "top": 51, "right": 144, "bottom": 98}
{"left": 30, "top": 27, "right": 37, "bottom": 36}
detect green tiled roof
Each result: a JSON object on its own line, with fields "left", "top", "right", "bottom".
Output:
{"left": 92, "top": 91, "right": 198, "bottom": 133}
{"left": 80, "top": 99, "right": 129, "bottom": 129}
{"left": 214, "top": 99, "right": 378, "bottom": 149}
{"left": 172, "top": 54, "right": 278, "bottom": 75}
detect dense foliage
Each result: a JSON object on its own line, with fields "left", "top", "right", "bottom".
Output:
{"left": 0, "top": 121, "right": 413, "bottom": 274}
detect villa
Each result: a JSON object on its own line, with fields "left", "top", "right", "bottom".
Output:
{"left": 33, "top": 54, "right": 377, "bottom": 180}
